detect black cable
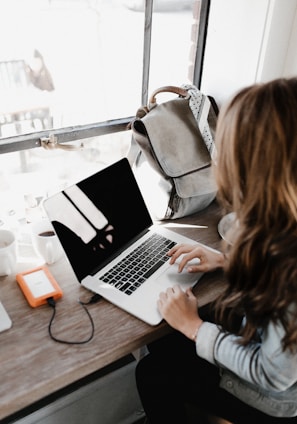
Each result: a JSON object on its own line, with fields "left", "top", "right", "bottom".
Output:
{"left": 47, "top": 293, "right": 102, "bottom": 345}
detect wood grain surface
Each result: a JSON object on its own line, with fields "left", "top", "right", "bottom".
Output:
{"left": 0, "top": 200, "right": 226, "bottom": 421}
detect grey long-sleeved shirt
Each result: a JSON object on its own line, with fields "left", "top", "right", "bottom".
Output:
{"left": 196, "top": 315, "right": 297, "bottom": 417}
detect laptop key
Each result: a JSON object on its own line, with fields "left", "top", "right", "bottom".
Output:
{"left": 143, "top": 260, "right": 166, "bottom": 279}
{"left": 120, "top": 282, "right": 131, "bottom": 292}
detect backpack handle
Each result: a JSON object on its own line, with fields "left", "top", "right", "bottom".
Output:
{"left": 148, "top": 86, "right": 189, "bottom": 109}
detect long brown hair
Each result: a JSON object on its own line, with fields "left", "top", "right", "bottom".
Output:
{"left": 214, "top": 78, "right": 297, "bottom": 351}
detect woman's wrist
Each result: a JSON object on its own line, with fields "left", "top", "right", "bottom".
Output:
{"left": 184, "top": 320, "right": 203, "bottom": 342}
{"left": 217, "top": 252, "right": 226, "bottom": 269}
{"left": 192, "top": 321, "right": 203, "bottom": 341}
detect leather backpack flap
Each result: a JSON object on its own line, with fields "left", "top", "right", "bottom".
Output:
{"left": 132, "top": 97, "right": 215, "bottom": 199}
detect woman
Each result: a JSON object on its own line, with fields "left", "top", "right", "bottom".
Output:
{"left": 135, "top": 78, "right": 297, "bottom": 423}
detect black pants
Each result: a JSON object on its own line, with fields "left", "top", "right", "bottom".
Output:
{"left": 135, "top": 322, "right": 297, "bottom": 423}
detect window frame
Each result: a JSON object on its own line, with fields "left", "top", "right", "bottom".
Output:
{"left": 0, "top": 0, "right": 210, "bottom": 155}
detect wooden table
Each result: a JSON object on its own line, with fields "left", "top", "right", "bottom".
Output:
{"left": 0, "top": 201, "right": 226, "bottom": 422}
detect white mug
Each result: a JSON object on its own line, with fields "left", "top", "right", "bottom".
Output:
{"left": 0, "top": 229, "right": 17, "bottom": 276}
{"left": 31, "top": 219, "right": 64, "bottom": 265}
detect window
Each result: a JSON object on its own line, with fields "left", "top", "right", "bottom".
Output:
{"left": 0, "top": 0, "right": 210, "bottom": 233}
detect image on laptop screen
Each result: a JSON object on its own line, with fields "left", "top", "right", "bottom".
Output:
{"left": 44, "top": 158, "right": 153, "bottom": 281}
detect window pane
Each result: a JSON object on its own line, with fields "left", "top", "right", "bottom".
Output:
{"left": 0, "top": 0, "right": 194, "bottom": 140}
{"left": 149, "top": 1, "right": 194, "bottom": 93}
{"left": 1, "top": 0, "right": 144, "bottom": 137}
{"left": 0, "top": 131, "right": 131, "bottom": 227}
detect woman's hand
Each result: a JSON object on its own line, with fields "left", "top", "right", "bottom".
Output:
{"left": 157, "top": 286, "right": 203, "bottom": 341}
{"left": 167, "top": 243, "right": 225, "bottom": 274}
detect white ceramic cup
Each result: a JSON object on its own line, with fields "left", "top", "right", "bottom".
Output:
{"left": 0, "top": 229, "right": 17, "bottom": 276}
{"left": 31, "top": 219, "right": 64, "bottom": 265}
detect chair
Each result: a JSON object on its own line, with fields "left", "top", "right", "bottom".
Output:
{"left": 0, "top": 59, "right": 53, "bottom": 137}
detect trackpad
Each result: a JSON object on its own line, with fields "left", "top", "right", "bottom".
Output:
{"left": 155, "top": 262, "right": 202, "bottom": 288}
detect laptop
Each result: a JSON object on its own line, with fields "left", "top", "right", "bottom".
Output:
{"left": 43, "top": 158, "right": 203, "bottom": 325}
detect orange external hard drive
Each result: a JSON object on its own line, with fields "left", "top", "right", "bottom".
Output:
{"left": 16, "top": 266, "right": 63, "bottom": 307}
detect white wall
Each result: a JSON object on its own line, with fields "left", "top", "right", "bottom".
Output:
{"left": 201, "top": 0, "right": 297, "bottom": 106}
{"left": 283, "top": 3, "right": 297, "bottom": 76}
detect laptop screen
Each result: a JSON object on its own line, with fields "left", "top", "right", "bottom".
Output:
{"left": 43, "top": 158, "right": 153, "bottom": 281}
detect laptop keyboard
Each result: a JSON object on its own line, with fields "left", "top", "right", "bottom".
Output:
{"left": 100, "top": 233, "right": 176, "bottom": 295}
